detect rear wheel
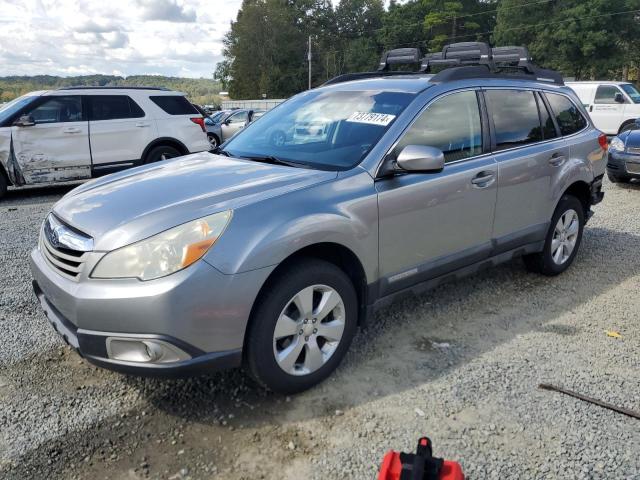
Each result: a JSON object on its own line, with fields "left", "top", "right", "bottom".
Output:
{"left": 144, "top": 145, "right": 181, "bottom": 164}
{"left": 245, "top": 259, "right": 357, "bottom": 394}
{"left": 523, "top": 195, "right": 584, "bottom": 276}
{"left": 207, "top": 134, "right": 219, "bottom": 149}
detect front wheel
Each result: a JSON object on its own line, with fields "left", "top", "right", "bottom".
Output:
{"left": 245, "top": 259, "right": 357, "bottom": 394}
{"left": 523, "top": 195, "right": 585, "bottom": 276}
{"left": 0, "top": 173, "right": 7, "bottom": 199}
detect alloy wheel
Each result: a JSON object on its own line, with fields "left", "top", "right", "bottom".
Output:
{"left": 273, "top": 284, "right": 345, "bottom": 376}
{"left": 551, "top": 209, "right": 579, "bottom": 265}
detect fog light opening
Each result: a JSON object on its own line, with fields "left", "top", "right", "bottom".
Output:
{"left": 106, "top": 337, "right": 191, "bottom": 364}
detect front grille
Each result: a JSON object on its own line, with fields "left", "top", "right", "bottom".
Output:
{"left": 626, "top": 162, "right": 640, "bottom": 174}
{"left": 39, "top": 228, "right": 89, "bottom": 281}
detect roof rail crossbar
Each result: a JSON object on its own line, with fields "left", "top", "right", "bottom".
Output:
{"left": 378, "top": 48, "right": 423, "bottom": 71}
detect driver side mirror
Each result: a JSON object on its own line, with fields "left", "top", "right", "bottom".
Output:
{"left": 395, "top": 145, "right": 445, "bottom": 173}
{"left": 614, "top": 92, "right": 625, "bottom": 104}
{"left": 14, "top": 114, "right": 35, "bottom": 127}
{"left": 223, "top": 119, "right": 231, "bottom": 126}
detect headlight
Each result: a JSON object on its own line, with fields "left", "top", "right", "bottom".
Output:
{"left": 609, "top": 137, "right": 625, "bottom": 152}
{"left": 91, "top": 211, "right": 232, "bottom": 281}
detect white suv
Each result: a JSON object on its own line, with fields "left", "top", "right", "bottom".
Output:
{"left": 565, "top": 81, "right": 640, "bottom": 135}
{"left": 0, "top": 87, "right": 210, "bottom": 198}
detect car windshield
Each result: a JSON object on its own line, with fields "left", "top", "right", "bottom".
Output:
{"left": 621, "top": 84, "right": 640, "bottom": 104}
{"left": 222, "top": 89, "right": 415, "bottom": 170}
{"left": 0, "top": 94, "right": 37, "bottom": 124}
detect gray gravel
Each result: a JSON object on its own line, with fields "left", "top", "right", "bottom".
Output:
{"left": 1, "top": 179, "right": 640, "bottom": 479}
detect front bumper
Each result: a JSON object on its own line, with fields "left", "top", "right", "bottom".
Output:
{"left": 607, "top": 151, "right": 640, "bottom": 178}
{"left": 30, "top": 247, "right": 274, "bottom": 377}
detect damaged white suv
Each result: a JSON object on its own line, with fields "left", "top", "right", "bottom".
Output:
{"left": 0, "top": 87, "right": 210, "bottom": 198}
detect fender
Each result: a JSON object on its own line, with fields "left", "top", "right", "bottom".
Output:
{"left": 204, "top": 170, "right": 379, "bottom": 284}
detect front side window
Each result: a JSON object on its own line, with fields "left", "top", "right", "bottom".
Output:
{"left": 26, "top": 96, "right": 83, "bottom": 124}
{"left": 486, "top": 90, "right": 542, "bottom": 150}
{"left": 223, "top": 89, "right": 415, "bottom": 170}
{"left": 594, "top": 85, "right": 624, "bottom": 104}
{"left": 393, "top": 90, "right": 482, "bottom": 163}
{"left": 227, "top": 111, "right": 248, "bottom": 124}
{"left": 89, "top": 95, "right": 145, "bottom": 121}
{"left": 545, "top": 93, "right": 587, "bottom": 136}
{"left": 621, "top": 84, "right": 640, "bottom": 104}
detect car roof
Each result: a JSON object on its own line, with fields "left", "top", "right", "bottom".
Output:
{"left": 41, "top": 87, "right": 185, "bottom": 96}
{"left": 565, "top": 81, "right": 632, "bottom": 86}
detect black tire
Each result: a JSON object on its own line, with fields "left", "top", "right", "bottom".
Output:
{"left": 619, "top": 122, "right": 637, "bottom": 134}
{"left": 207, "top": 134, "right": 219, "bottom": 149}
{"left": 607, "top": 172, "right": 630, "bottom": 184}
{"left": 523, "top": 195, "right": 585, "bottom": 276}
{"left": 245, "top": 258, "right": 358, "bottom": 394}
{"left": 0, "top": 173, "right": 7, "bottom": 200}
{"left": 143, "top": 145, "right": 181, "bottom": 164}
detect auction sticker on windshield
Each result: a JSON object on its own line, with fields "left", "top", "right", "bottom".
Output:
{"left": 346, "top": 112, "right": 396, "bottom": 126}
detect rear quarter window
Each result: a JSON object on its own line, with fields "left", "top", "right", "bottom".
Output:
{"left": 545, "top": 93, "right": 587, "bottom": 136}
{"left": 150, "top": 95, "right": 198, "bottom": 115}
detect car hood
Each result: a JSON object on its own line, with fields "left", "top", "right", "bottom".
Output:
{"left": 53, "top": 152, "right": 337, "bottom": 251}
{"left": 621, "top": 129, "right": 640, "bottom": 149}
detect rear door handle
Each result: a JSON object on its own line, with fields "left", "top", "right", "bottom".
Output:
{"left": 135, "top": 122, "right": 150, "bottom": 128}
{"left": 549, "top": 153, "right": 566, "bottom": 167}
{"left": 62, "top": 127, "right": 81, "bottom": 134}
{"left": 471, "top": 171, "right": 495, "bottom": 188}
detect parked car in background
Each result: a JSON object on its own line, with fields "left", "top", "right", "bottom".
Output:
{"left": 205, "top": 109, "right": 264, "bottom": 148}
{"left": 566, "top": 81, "right": 640, "bottom": 135}
{"left": 30, "top": 43, "right": 606, "bottom": 394}
{"left": 0, "top": 87, "right": 210, "bottom": 198}
{"left": 607, "top": 120, "right": 640, "bottom": 183}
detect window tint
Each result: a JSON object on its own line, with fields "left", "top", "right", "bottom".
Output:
{"left": 537, "top": 93, "right": 558, "bottom": 140}
{"left": 394, "top": 90, "right": 482, "bottom": 163}
{"left": 486, "top": 90, "right": 542, "bottom": 150}
{"left": 594, "top": 85, "right": 623, "bottom": 104}
{"left": 89, "top": 95, "right": 145, "bottom": 121}
{"left": 227, "top": 111, "right": 248, "bottom": 124}
{"left": 620, "top": 84, "right": 640, "bottom": 104}
{"left": 150, "top": 95, "right": 198, "bottom": 115}
{"left": 545, "top": 93, "right": 587, "bottom": 136}
{"left": 27, "top": 96, "right": 83, "bottom": 124}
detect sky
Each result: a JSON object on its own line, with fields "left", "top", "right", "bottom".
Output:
{"left": 0, "top": 0, "right": 245, "bottom": 78}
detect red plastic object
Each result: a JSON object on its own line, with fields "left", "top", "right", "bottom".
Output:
{"left": 378, "top": 437, "right": 464, "bottom": 480}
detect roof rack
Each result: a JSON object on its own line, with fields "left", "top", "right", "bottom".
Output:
{"left": 57, "top": 86, "right": 170, "bottom": 91}
{"left": 324, "top": 42, "right": 563, "bottom": 86}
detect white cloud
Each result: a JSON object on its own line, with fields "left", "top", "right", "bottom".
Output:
{"left": 0, "top": 0, "right": 243, "bottom": 78}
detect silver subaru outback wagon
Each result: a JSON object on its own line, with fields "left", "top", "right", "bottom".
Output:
{"left": 30, "top": 43, "right": 606, "bottom": 393}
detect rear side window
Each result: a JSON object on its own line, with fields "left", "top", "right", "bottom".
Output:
{"left": 486, "top": 90, "right": 543, "bottom": 150}
{"left": 89, "top": 95, "right": 145, "bottom": 121}
{"left": 150, "top": 95, "right": 198, "bottom": 115}
{"left": 537, "top": 93, "right": 558, "bottom": 140}
{"left": 545, "top": 93, "right": 587, "bottom": 136}
{"left": 394, "top": 90, "right": 483, "bottom": 163}
{"left": 594, "top": 85, "right": 622, "bottom": 104}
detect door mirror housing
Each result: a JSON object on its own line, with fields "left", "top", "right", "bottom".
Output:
{"left": 14, "top": 114, "right": 35, "bottom": 127}
{"left": 614, "top": 92, "right": 625, "bottom": 104}
{"left": 395, "top": 145, "right": 445, "bottom": 173}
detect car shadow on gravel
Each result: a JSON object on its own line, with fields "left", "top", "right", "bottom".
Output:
{"left": 4, "top": 227, "right": 640, "bottom": 479}
{"left": 2, "top": 183, "right": 81, "bottom": 206}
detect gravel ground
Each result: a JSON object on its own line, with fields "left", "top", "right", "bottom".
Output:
{"left": 1, "top": 179, "right": 639, "bottom": 480}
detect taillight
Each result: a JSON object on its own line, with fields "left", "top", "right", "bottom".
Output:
{"left": 190, "top": 117, "right": 206, "bottom": 132}
{"left": 598, "top": 133, "right": 608, "bottom": 151}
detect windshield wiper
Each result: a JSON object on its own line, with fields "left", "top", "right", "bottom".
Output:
{"left": 211, "top": 146, "right": 232, "bottom": 157}
{"left": 245, "top": 155, "right": 309, "bottom": 168}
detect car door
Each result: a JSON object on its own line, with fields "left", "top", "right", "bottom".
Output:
{"left": 376, "top": 89, "right": 497, "bottom": 296}
{"left": 221, "top": 110, "right": 249, "bottom": 141}
{"left": 590, "top": 85, "right": 626, "bottom": 134}
{"left": 88, "top": 94, "right": 156, "bottom": 168}
{"left": 12, "top": 95, "right": 91, "bottom": 183}
{"left": 485, "top": 89, "right": 569, "bottom": 249}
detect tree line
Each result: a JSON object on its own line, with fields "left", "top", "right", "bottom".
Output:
{"left": 0, "top": 75, "right": 222, "bottom": 105}
{"left": 215, "top": 0, "right": 640, "bottom": 99}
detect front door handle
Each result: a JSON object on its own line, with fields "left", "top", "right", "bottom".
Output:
{"left": 62, "top": 127, "right": 81, "bottom": 134}
{"left": 471, "top": 171, "right": 495, "bottom": 188}
{"left": 589, "top": 105, "right": 593, "bottom": 112}
{"left": 549, "top": 153, "right": 566, "bottom": 167}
